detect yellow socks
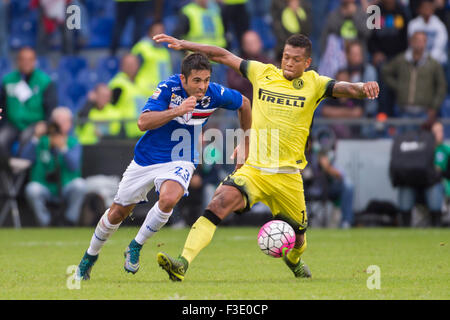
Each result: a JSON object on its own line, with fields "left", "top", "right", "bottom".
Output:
{"left": 286, "top": 234, "right": 307, "bottom": 265}
{"left": 181, "top": 216, "right": 217, "bottom": 264}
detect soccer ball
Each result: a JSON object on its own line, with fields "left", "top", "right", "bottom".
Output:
{"left": 257, "top": 220, "right": 296, "bottom": 258}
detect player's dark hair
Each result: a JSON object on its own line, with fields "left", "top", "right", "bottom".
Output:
{"left": 181, "top": 53, "right": 212, "bottom": 79}
{"left": 285, "top": 34, "right": 312, "bottom": 58}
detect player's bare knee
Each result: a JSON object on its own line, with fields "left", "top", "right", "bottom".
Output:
{"left": 207, "top": 188, "right": 244, "bottom": 219}
{"left": 108, "top": 204, "right": 131, "bottom": 224}
{"left": 158, "top": 193, "right": 179, "bottom": 213}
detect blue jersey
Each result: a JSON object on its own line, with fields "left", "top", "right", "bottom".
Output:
{"left": 134, "top": 74, "right": 243, "bottom": 166}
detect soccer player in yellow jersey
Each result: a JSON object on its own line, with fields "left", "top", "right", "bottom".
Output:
{"left": 153, "top": 33, "right": 379, "bottom": 281}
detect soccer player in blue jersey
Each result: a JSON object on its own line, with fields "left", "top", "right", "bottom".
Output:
{"left": 75, "top": 53, "right": 252, "bottom": 280}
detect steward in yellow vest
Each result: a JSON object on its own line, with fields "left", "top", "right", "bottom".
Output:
{"left": 76, "top": 84, "right": 122, "bottom": 145}
{"left": 131, "top": 22, "right": 173, "bottom": 97}
{"left": 108, "top": 54, "right": 146, "bottom": 139}
{"left": 173, "top": 0, "right": 226, "bottom": 48}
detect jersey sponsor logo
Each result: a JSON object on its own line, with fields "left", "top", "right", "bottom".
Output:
{"left": 171, "top": 93, "right": 184, "bottom": 105}
{"left": 258, "top": 89, "right": 305, "bottom": 107}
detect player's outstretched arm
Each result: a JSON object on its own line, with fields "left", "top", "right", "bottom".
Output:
{"left": 153, "top": 33, "right": 243, "bottom": 74}
{"left": 332, "top": 81, "right": 379, "bottom": 100}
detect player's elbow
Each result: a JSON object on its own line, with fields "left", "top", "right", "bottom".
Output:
{"left": 240, "top": 96, "right": 251, "bottom": 113}
{"left": 137, "top": 116, "right": 149, "bottom": 131}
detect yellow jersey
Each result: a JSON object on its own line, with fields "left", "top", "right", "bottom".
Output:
{"left": 242, "top": 60, "right": 334, "bottom": 170}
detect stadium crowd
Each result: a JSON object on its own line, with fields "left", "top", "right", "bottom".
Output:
{"left": 0, "top": 0, "right": 449, "bottom": 228}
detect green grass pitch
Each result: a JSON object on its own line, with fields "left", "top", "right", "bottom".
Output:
{"left": 0, "top": 227, "right": 448, "bottom": 300}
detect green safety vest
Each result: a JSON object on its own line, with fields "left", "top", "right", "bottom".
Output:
{"left": 75, "top": 103, "right": 122, "bottom": 145}
{"left": 281, "top": 7, "right": 307, "bottom": 34}
{"left": 31, "top": 135, "right": 81, "bottom": 196}
{"left": 131, "top": 39, "right": 172, "bottom": 97}
{"left": 340, "top": 19, "right": 358, "bottom": 40}
{"left": 435, "top": 143, "right": 450, "bottom": 196}
{"left": 109, "top": 72, "right": 146, "bottom": 139}
{"left": 182, "top": 2, "right": 226, "bottom": 48}
{"left": 223, "top": 0, "right": 247, "bottom": 4}
{"left": 2, "top": 69, "right": 52, "bottom": 130}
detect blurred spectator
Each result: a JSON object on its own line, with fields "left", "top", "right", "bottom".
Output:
{"left": 173, "top": 0, "right": 227, "bottom": 84}
{"left": 367, "top": 0, "right": 411, "bottom": 117}
{"left": 220, "top": 0, "right": 250, "bottom": 50}
{"left": 271, "top": 0, "right": 312, "bottom": 61}
{"left": 382, "top": 31, "right": 447, "bottom": 122}
{"left": 394, "top": 121, "right": 445, "bottom": 227}
{"left": 407, "top": 0, "right": 448, "bottom": 65}
{"left": 320, "top": 69, "right": 364, "bottom": 138}
{"left": 0, "top": 47, "right": 57, "bottom": 157}
{"left": 22, "top": 107, "right": 87, "bottom": 227}
{"left": 310, "top": 129, "right": 355, "bottom": 228}
{"left": 226, "top": 30, "right": 274, "bottom": 102}
{"left": 75, "top": 83, "right": 122, "bottom": 145}
{"left": 173, "top": 0, "right": 226, "bottom": 48}
{"left": 345, "top": 40, "right": 378, "bottom": 116}
{"left": 131, "top": 22, "right": 173, "bottom": 97}
{"left": 368, "top": 0, "right": 411, "bottom": 67}
{"left": 0, "top": 0, "right": 9, "bottom": 58}
{"left": 108, "top": 54, "right": 146, "bottom": 139}
{"left": 320, "top": 0, "right": 371, "bottom": 55}
{"left": 110, "top": 0, "right": 163, "bottom": 56}
{"left": 432, "top": 121, "right": 450, "bottom": 226}
{"left": 32, "top": 0, "right": 76, "bottom": 54}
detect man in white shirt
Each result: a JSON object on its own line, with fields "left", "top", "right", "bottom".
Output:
{"left": 408, "top": 0, "right": 448, "bottom": 65}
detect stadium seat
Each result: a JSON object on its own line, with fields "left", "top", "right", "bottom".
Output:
{"left": 9, "top": 13, "right": 37, "bottom": 49}
{"left": 88, "top": 16, "right": 114, "bottom": 48}
{"left": 36, "top": 56, "right": 51, "bottom": 73}
{"left": 63, "top": 81, "right": 88, "bottom": 113}
{"left": 163, "top": 15, "right": 180, "bottom": 36}
{"left": 96, "top": 56, "right": 120, "bottom": 82}
{"left": 0, "top": 57, "right": 12, "bottom": 81}
{"left": 250, "top": 16, "right": 276, "bottom": 50}
{"left": 76, "top": 68, "right": 101, "bottom": 91}
{"left": 10, "top": 0, "right": 30, "bottom": 17}
{"left": 84, "top": 0, "right": 115, "bottom": 17}
{"left": 58, "top": 56, "right": 88, "bottom": 79}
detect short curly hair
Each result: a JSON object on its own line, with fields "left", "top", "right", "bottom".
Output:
{"left": 285, "top": 34, "right": 312, "bottom": 58}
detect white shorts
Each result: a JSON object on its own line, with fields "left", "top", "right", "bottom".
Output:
{"left": 113, "top": 160, "right": 195, "bottom": 206}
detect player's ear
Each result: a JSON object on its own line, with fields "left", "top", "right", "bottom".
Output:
{"left": 305, "top": 57, "right": 312, "bottom": 69}
{"left": 180, "top": 74, "right": 186, "bottom": 84}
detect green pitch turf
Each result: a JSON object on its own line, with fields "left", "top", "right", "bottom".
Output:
{"left": 0, "top": 227, "right": 448, "bottom": 300}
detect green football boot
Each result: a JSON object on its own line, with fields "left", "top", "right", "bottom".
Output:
{"left": 75, "top": 251, "right": 98, "bottom": 281}
{"left": 124, "top": 239, "right": 142, "bottom": 274}
{"left": 157, "top": 252, "right": 188, "bottom": 282}
{"left": 283, "top": 256, "right": 312, "bottom": 278}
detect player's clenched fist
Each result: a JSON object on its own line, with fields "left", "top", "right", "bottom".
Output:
{"left": 362, "top": 81, "right": 379, "bottom": 100}
{"left": 176, "top": 96, "right": 197, "bottom": 116}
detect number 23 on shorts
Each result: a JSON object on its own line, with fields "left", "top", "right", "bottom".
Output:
{"left": 173, "top": 166, "right": 191, "bottom": 183}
